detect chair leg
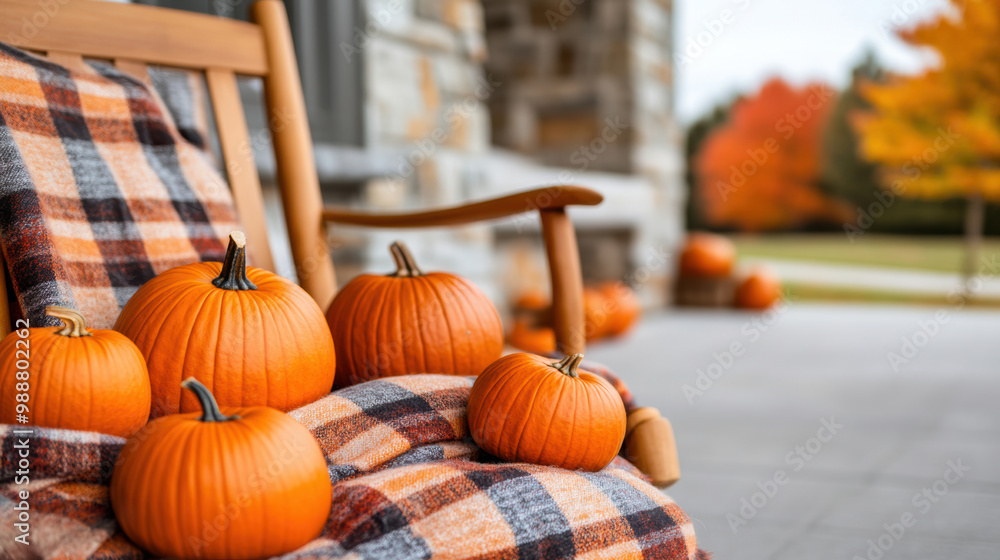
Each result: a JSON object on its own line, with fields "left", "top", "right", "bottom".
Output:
{"left": 539, "top": 208, "right": 585, "bottom": 356}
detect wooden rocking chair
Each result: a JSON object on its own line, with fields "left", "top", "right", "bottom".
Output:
{"left": 0, "top": 0, "right": 678, "bottom": 487}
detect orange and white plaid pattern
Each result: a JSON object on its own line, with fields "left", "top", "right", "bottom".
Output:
{"left": 1, "top": 374, "right": 706, "bottom": 559}
{"left": 0, "top": 42, "right": 240, "bottom": 328}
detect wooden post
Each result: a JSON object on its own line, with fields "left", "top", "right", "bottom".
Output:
{"left": 962, "top": 192, "right": 984, "bottom": 294}
{"left": 252, "top": 0, "right": 337, "bottom": 309}
{"left": 539, "top": 208, "right": 585, "bottom": 355}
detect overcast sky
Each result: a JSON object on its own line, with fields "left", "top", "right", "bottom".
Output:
{"left": 674, "top": 0, "right": 953, "bottom": 123}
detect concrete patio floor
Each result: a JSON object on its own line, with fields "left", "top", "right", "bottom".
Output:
{"left": 587, "top": 303, "right": 1000, "bottom": 560}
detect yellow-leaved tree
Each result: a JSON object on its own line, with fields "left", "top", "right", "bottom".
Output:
{"left": 855, "top": 0, "right": 1000, "bottom": 284}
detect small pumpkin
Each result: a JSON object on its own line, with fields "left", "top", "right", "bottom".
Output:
{"left": 513, "top": 289, "right": 550, "bottom": 311}
{"left": 678, "top": 232, "right": 736, "bottom": 277}
{"left": 114, "top": 231, "right": 335, "bottom": 418}
{"left": 598, "top": 282, "right": 641, "bottom": 337}
{"left": 110, "top": 378, "right": 331, "bottom": 559}
{"left": 735, "top": 268, "right": 782, "bottom": 309}
{"left": 583, "top": 287, "right": 612, "bottom": 341}
{"left": 0, "top": 307, "right": 150, "bottom": 437}
{"left": 468, "top": 353, "right": 626, "bottom": 472}
{"left": 507, "top": 318, "right": 556, "bottom": 354}
{"left": 326, "top": 241, "right": 503, "bottom": 386}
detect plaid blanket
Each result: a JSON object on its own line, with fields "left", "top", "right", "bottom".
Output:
{"left": 1, "top": 374, "right": 705, "bottom": 559}
{"left": 0, "top": 43, "right": 240, "bottom": 329}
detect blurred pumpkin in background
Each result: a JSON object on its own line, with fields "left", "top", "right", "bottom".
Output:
{"left": 507, "top": 318, "right": 556, "bottom": 354}
{"left": 678, "top": 233, "right": 736, "bottom": 277}
{"left": 513, "top": 289, "right": 550, "bottom": 312}
{"left": 597, "top": 281, "right": 641, "bottom": 337}
{"left": 734, "top": 268, "right": 782, "bottom": 309}
{"left": 583, "top": 287, "right": 610, "bottom": 341}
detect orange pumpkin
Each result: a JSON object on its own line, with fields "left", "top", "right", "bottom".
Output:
{"left": 513, "top": 289, "right": 550, "bottom": 311}
{"left": 735, "top": 268, "right": 782, "bottom": 309}
{"left": 468, "top": 353, "right": 626, "bottom": 472}
{"left": 507, "top": 318, "right": 556, "bottom": 354}
{"left": 110, "top": 378, "right": 331, "bottom": 559}
{"left": 678, "top": 233, "right": 736, "bottom": 277}
{"left": 326, "top": 241, "right": 503, "bottom": 386}
{"left": 598, "top": 282, "right": 641, "bottom": 337}
{"left": 114, "top": 232, "right": 335, "bottom": 418}
{"left": 583, "top": 287, "right": 610, "bottom": 341}
{"left": 0, "top": 307, "right": 150, "bottom": 437}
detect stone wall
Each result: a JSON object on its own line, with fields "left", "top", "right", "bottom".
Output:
{"left": 352, "top": 0, "right": 499, "bottom": 296}
{"left": 480, "top": 0, "right": 684, "bottom": 303}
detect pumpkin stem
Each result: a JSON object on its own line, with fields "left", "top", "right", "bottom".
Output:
{"left": 213, "top": 231, "right": 257, "bottom": 291}
{"left": 551, "top": 353, "right": 584, "bottom": 378}
{"left": 46, "top": 306, "right": 92, "bottom": 337}
{"left": 181, "top": 378, "right": 240, "bottom": 422}
{"left": 389, "top": 241, "right": 424, "bottom": 277}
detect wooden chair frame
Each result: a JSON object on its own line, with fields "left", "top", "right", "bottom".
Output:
{"left": 0, "top": 0, "right": 599, "bottom": 355}
{"left": 0, "top": 0, "right": 684, "bottom": 488}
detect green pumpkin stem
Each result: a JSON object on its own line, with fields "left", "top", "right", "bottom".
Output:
{"left": 181, "top": 378, "right": 240, "bottom": 422}
{"left": 551, "top": 353, "right": 584, "bottom": 378}
{"left": 389, "top": 241, "right": 424, "bottom": 277}
{"left": 213, "top": 231, "right": 257, "bottom": 291}
{"left": 46, "top": 306, "right": 92, "bottom": 337}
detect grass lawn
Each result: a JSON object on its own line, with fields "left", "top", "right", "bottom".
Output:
{"left": 731, "top": 234, "right": 1000, "bottom": 274}
{"left": 784, "top": 282, "right": 1000, "bottom": 308}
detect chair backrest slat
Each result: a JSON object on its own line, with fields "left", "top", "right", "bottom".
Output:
{"left": 43, "top": 51, "right": 89, "bottom": 73}
{"left": 206, "top": 67, "right": 275, "bottom": 272}
{"left": 113, "top": 58, "right": 150, "bottom": 84}
{"left": 0, "top": 0, "right": 269, "bottom": 75}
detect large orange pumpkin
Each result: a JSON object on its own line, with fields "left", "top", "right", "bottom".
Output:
{"left": 114, "top": 232, "right": 335, "bottom": 418}
{"left": 326, "top": 241, "right": 503, "bottom": 386}
{"left": 0, "top": 307, "right": 150, "bottom": 437}
{"left": 598, "top": 281, "right": 641, "bottom": 337}
{"left": 468, "top": 353, "right": 626, "bottom": 472}
{"left": 735, "top": 268, "right": 782, "bottom": 309}
{"left": 678, "top": 232, "right": 736, "bottom": 277}
{"left": 110, "top": 378, "right": 331, "bottom": 559}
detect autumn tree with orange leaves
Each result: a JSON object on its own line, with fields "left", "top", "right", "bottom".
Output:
{"left": 855, "top": 0, "right": 1000, "bottom": 283}
{"left": 695, "top": 78, "right": 849, "bottom": 231}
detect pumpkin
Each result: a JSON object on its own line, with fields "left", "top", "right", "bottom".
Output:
{"left": 507, "top": 318, "right": 556, "bottom": 354}
{"left": 734, "top": 268, "right": 782, "bottom": 309}
{"left": 0, "top": 307, "right": 150, "bottom": 437}
{"left": 597, "top": 281, "right": 641, "bottom": 337}
{"left": 513, "top": 289, "right": 550, "bottom": 311}
{"left": 114, "top": 232, "right": 335, "bottom": 418}
{"left": 678, "top": 233, "right": 736, "bottom": 277}
{"left": 326, "top": 241, "right": 503, "bottom": 386}
{"left": 468, "top": 353, "right": 626, "bottom": 471}
{"left": 110, "top": 378, "right": 331, "bottom": 559}
{"left": 583, "top": 287, "right": 610, "bottom": 341}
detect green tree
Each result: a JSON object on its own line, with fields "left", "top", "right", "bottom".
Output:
{"left": 822, "top": 53, "right": 970, "bottom": 236}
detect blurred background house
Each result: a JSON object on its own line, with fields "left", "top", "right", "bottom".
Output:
{"left": 130, "top": 0, "right": 685, "bottom": 309}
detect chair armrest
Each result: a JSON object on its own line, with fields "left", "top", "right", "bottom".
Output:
{"left": 321, "top": 185, "right": 602, "bottom": 227}
{"left": 322, "top": 185, "right": 601, "bottom": 355}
